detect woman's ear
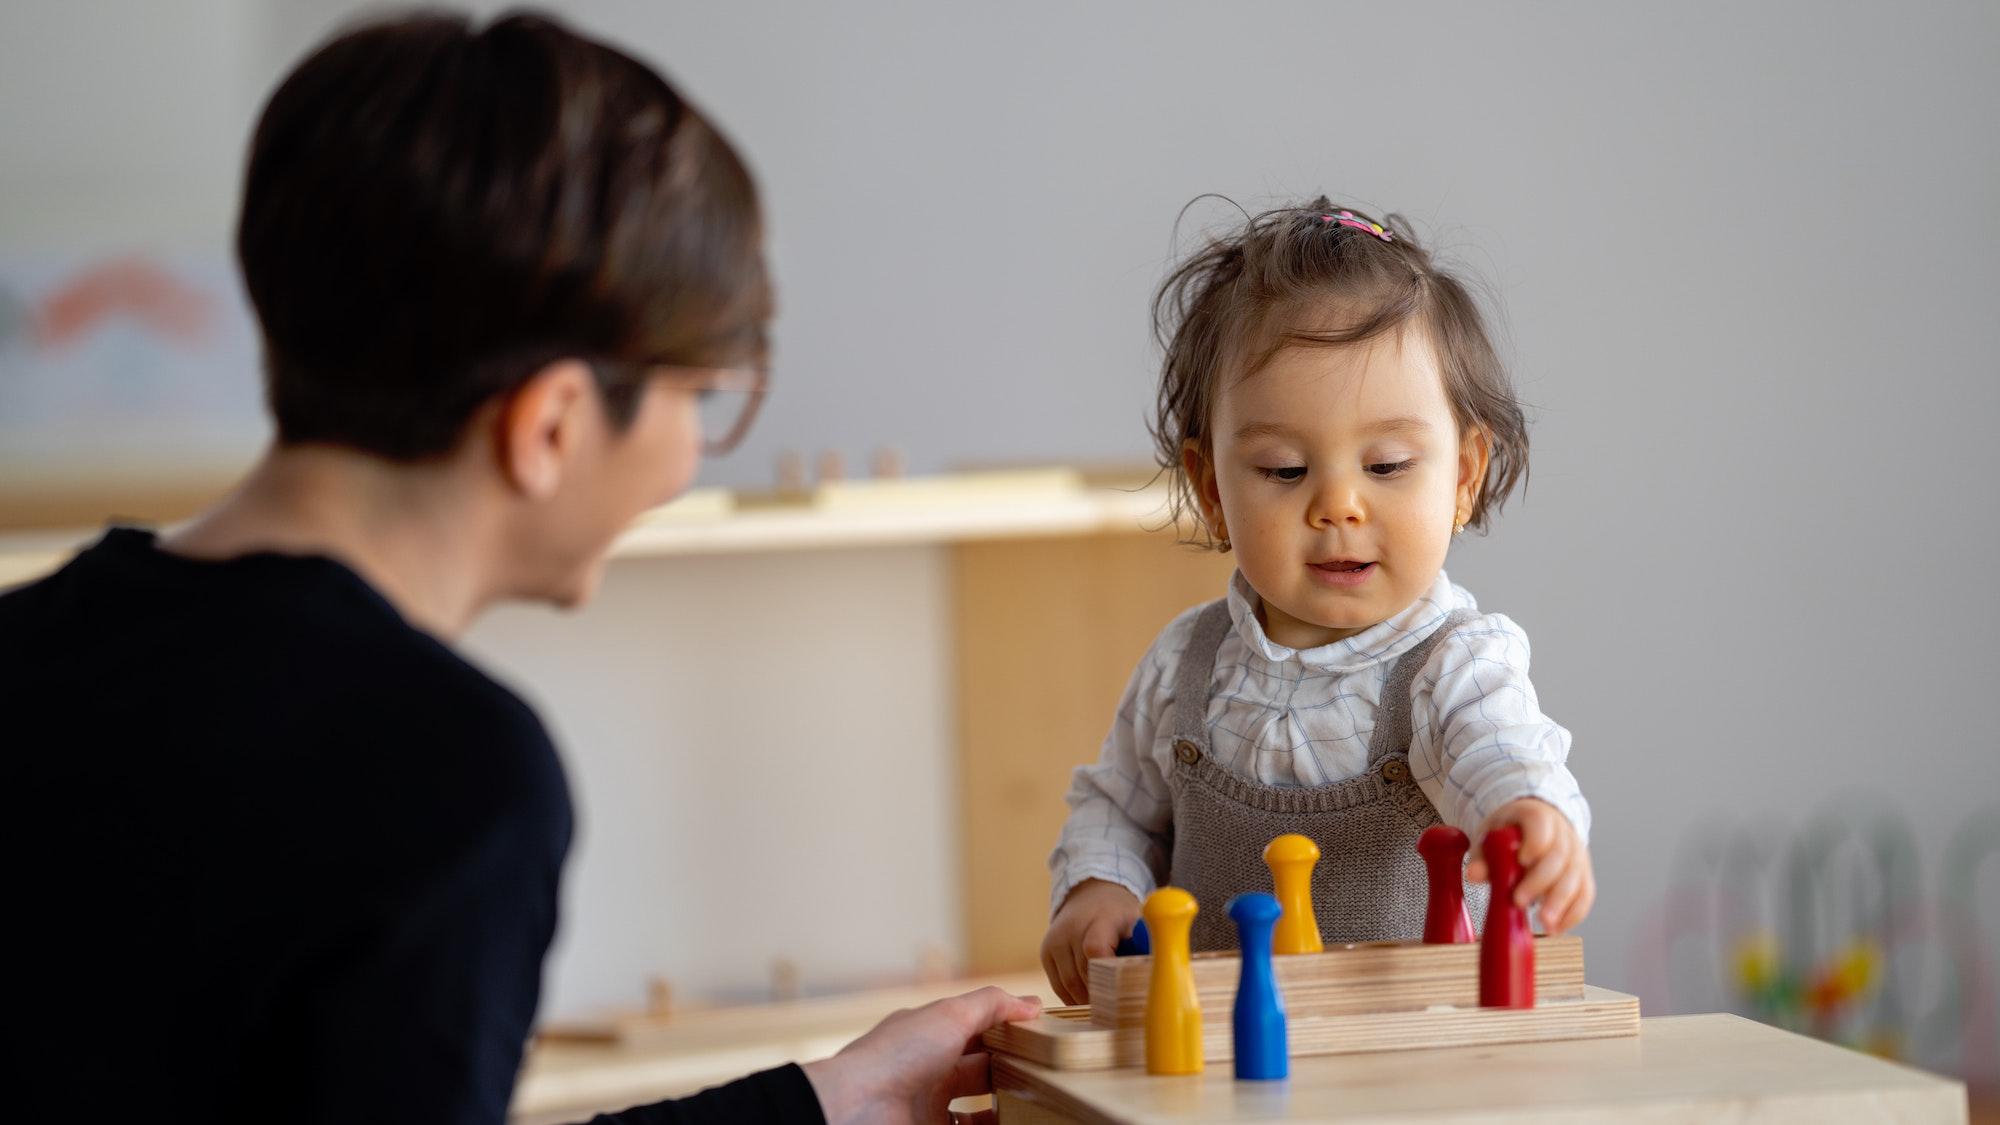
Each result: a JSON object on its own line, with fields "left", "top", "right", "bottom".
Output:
{"left": 1180, "top": 438, "right": 1228, "bottom": 544}
{"left": 1456, "top": 425, "right": 1492, "bottom": 526}
{"left": 495, "top": 360, "right": 596, "bottom": 501}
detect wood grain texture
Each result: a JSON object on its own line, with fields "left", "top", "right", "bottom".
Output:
{"left": 534, "top": 971, "right": 1047, "bottom": 1052}
{"left": 990, "top": 1013, "right": 1969, "bottom": 1123}
{"left": 952, "top": 531, "right": 1235, "bottom": 974}
{"left": 985, "top": 985, "right": 1639, "bottom": 1071}
{"left": 1086, "top": 935, "right": 1584, "bottom": 1028}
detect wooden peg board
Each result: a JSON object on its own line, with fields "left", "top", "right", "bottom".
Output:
{"left": 984, "top": 936, "right": 1640, "bottom": 1071}
{"left": 1088, "top": 935, "right": 1585, "bottom": 1027}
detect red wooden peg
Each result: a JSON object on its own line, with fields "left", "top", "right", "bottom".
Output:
{"left": 1416, "top": 825, "right": 1475, "bottom": 944}
{"left": 1479, "top": 824, "right": 1534, "bottom": 1008}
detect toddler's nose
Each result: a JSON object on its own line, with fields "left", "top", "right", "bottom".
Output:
{"left": 1308, "top": 474, "right": 1366, "bottom": 527}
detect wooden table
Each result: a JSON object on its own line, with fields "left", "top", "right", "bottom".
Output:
{"left": 992, "top": 1014, "right": 1968, "bottom": 1123}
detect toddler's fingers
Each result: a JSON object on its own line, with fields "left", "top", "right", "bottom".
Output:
{"left": 1464, "top": 855, "right": 1488, "bottom": 884}
{"left": 1083, "top": 916, "right": 1121, "bottom": 961}
{"left": 1512, "top": 838, "right": 1569, "bottom": 908}
{"left": 1071, "top": 919, "right": 1119, "bottom": 1000}
{"left": 1068, "top": 937, "right": 1101, "bottom": 1005}
{"left": 1044, "top": 946, "right": 1081, "bottom": 1006}
{"left": 1068, "top": 938, "right": 1098, "bottom": 1005}
{"left": 1514, "top": 809, "right": 1560, "bottom": 866}
{"left": 1558, "top": 864, "right": 1598, "bottom": 932}
{"left": 1539, "top": 864, "right": 1588, "bottom": 934}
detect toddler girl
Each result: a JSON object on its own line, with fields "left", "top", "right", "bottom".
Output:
{"left": 1040, "top": 199, "right": 1593, "bottom": 1004}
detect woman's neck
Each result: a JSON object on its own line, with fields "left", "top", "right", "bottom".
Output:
{"left": 162, "top": 444, "right": 504, "bottom": 639}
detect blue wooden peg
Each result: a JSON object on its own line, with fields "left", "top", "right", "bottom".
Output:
{"left": 1228, "top": 893, "right": 1287, "bottom": 1080}
{"left": 1115, "top": 918, "right": 1150, "bottom": 956}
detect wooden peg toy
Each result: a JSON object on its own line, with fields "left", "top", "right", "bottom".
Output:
{"left": 1114, "top": 918, "right": 1150, "bottom": 957}
{"left": 775, "top": 449, "right": 808, "bottom": 493}
{"left": 1479, "top": 825, "right": 1534, "bottom": 1008}
{"left": 1263, "top": 833, "right": 1323, "bottom": 954}
{"left": 770, "top": 957, "right": 802, "bottom": 1002}
{"left": 1227, "top": 893, "right": 1288, "bottom": 1080}
{"left": 1142, "top": 887, "right": 1202, "bottom": 1075}
{"left": 1417, "top": 825, "right": 1476, "bottom": 944}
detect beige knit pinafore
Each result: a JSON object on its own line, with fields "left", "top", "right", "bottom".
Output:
{"left": 1165, "top": 600, "right": 1489, "bottom": 952}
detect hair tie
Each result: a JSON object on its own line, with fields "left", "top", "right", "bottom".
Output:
{"left": 1320, "top": 210, "right": 1393, "bottom": 242}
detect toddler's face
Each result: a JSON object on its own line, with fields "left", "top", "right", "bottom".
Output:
{"left": 1184, "top": 324, "right": 1486, "bottom": 650}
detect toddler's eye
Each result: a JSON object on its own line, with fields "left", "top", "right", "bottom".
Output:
{"left": 1259, "top": 466, "right": 1307, "bottom": 482}
{"left": 1366, "top": 460, "right": 1415, "bottom": 477}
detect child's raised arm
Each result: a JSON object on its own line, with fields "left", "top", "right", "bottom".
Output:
{"left": 1409, "top": 612, "right": 1595, "bottom": 931}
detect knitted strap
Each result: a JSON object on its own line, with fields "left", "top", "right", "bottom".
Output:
{"left": 1168, "top": 600, "right": 1234, "bottom": 755}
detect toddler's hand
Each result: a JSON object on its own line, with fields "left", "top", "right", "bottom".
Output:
{"left": 1463, "top": 798, "right": 1595, "bottom": 934}
{"left": 1039, "top": 878, "right": 1142, "bottom": 1005}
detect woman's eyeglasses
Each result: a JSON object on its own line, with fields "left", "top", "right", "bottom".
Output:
{"left": 649, "top": 364, "right": 769, "bottom": 456}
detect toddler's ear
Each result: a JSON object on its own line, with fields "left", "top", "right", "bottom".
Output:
{"left": 1180, "top": 439, "right": 1226, "bottom": 541}
{"left": 1456, "top": 425, "right": 1492, "bottom": 521}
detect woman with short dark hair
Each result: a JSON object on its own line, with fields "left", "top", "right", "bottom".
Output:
{"left": 4, "top": 11, "right": 1035, "bottom": 1124}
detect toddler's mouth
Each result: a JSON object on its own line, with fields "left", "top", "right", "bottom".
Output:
{"left": 1308, "top": 559, "right": 1376, "bottom": 588}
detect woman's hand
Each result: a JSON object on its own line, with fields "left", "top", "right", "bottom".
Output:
{"left": 801, "top": 986, "right": 1041, "bottom": 1125}
{"left": 1039, "top": 878, "right": 1143, "bottom": 1005}
{"left": 1463, "top": 797, "right": 1595, "bottom": 933}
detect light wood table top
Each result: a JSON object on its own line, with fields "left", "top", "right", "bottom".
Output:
{"left": 992, "top": 1013, "right": 1968, "bottom": 1124}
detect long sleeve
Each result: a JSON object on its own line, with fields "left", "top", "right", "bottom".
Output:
{"left": 1046, "top": 621, "right": 1186, "bottom": 912}
{"left": 1407, "top": 613, "right": 1591, "bottom": 841}
{"left": 580, "top": 1064, "right": 824, "bottom": 1123}
{"left": 293, "top": 714, "right": 574, "bottom": 1125}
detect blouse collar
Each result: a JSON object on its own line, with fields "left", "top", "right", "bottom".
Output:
{"left": 1223, "top": 569, "right": 1469, "bottom": 674}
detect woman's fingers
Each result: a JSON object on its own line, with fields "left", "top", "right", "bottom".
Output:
{"left": 946, "top": 1050, "right": 993, "bottom": 1100}
{"left": 937, "top": 987, "right": 1041, "bottom": 1036}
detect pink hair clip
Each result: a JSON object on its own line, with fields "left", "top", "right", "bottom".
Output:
{"left": 1321, "top": 210, "right": 1393, "bottom": 242}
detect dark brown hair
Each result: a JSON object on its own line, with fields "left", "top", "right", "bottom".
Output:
{"left": 1151, "top": 196, "right": 1527, "bottom": 545}
{"left": 237, "top": 9, "right": 769, "bottom": 459}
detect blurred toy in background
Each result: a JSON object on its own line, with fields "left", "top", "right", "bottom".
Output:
{"left": 1634, "top": 800, "right": 1997, "bottom": 1094}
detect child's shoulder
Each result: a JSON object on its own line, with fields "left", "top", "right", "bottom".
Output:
{"left": 1127, "top": 595, "right": 1226, "bottom": 684}
{"left": 1424, "top": 580, "right": 1537, "bottom": 679}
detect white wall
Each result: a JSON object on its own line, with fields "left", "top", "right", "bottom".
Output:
{"left": 461, "top": 548, "right": 962, "bottom": 1017}
{"left": 0, "top": 1, "right": 255, "bottom": 253}
{"left": 5, "top": 0, "right": 1995, "bottom": 1065}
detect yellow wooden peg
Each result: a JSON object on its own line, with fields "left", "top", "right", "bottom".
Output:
{"left": 1142, "top": 887, "right": 1202, "bottom": 1075}
{"left": 1264, "top": 833, "right": 1323, "bottom": 954}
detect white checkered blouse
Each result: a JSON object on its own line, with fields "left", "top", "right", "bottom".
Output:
{"left": 1049, "top": 570, "right": 1591, "bottom": 913}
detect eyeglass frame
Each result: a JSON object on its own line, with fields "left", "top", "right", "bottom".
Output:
{"left": 642, "top": 363, "right": 770, "bottom": 457}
